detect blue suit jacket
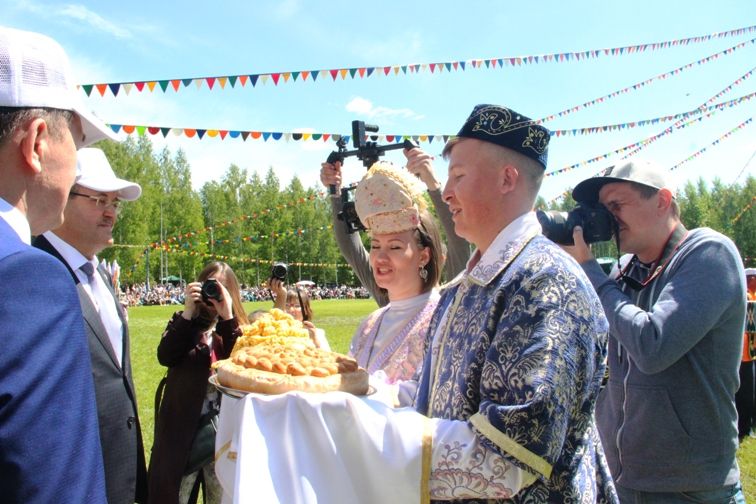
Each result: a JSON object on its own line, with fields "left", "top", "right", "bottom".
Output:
{"left": 0, "top": 218, "right": 107, "bottom": 503}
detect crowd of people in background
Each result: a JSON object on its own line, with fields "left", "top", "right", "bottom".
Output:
{"left": 121, "top": 281, "right": 371, "bottom": 307}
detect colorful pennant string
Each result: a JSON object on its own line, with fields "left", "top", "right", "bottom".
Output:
{"left": 148, "top": 193, "right": 324, "bottom": 250}
{"left": 106, "top": 91, "right": 756, "bottom": 143}
{"left": 534, "top": 37, "right": 756, "bottom": 123}
{"left": 732, "top": 196, "right": 755, "bottom": 224}
{"left": 670, "top": 117, "right": 754, "bottom": 171}
{"left": 79, "top": 25, "right": 756, "bottom": 97}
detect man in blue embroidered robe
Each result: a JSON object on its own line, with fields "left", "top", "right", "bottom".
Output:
{"left": 413, "top": 105, "right": 617, "bottom": 502}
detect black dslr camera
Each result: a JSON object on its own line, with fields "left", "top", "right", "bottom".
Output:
{"left": 270, "top": 262, "right": 288, "bottom": 281}
{"left": 200, "top": 279, "right": 222, "bottom": 303}
{"left": 536, "top": 203, "right": 617, "bottom": 245}
{"left": 327, "top": 120, "right": 419, "bottom": 234}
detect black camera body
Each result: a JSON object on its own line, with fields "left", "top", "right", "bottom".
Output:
{"left": 336, "top": 184, "right": 366, "bottom": 234}
{"left": 537, "top": 203, "right": 617, "bottom": 245}
{"left": 326, "top": 120, "right": 419, "bottom": 233}
{"left": 200, "top": 279, "right": 222, "bottom": 303}
{"left": 271, "top": 262, "right": 288, "bottom": 281}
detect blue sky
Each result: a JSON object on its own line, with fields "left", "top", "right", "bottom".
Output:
{"left": 3, "top": 0, "right": 755, "bottom": 202}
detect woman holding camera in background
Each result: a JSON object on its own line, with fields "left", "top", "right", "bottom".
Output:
{"left": 148, "top": 261, "right": 249, "bottom": 504}
{"left": 270, "top": 277, "right": 330, "bottom": 350}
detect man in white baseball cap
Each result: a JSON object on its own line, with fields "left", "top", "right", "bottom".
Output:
{"left": 34, "top": 148, "right": 147, "bottom": 504}
{"left": 0, "top": 26, "right": 111, "bottom": 503}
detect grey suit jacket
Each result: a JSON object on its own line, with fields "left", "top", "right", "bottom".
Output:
{"left": 33, "top": 235, "right": 147, "bottom": 504}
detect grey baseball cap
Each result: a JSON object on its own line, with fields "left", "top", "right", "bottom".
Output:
{"left": 572, "top": 159, "right": 676, "bottom": 204}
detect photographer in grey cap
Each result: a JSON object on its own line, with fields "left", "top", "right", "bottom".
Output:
{"left": 34, "top": 148, "right": 147, "bottom": 504}
{"left": 0, "top": 26, "right": 117, "bottom": 503}
{"left": 564, "top": 159, "right": 746, "bottom": 503}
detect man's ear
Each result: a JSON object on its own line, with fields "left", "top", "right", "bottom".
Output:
{"left": 18, "top": 118, "right": 48, "bottom": 175}
{"left": 499, "top": 163, "right": 519, "bottom": 195}
{"left": 657, "top": 188, "right": 674, "bottom": 212}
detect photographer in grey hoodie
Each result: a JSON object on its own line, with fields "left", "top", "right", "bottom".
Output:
{"left": 563, "top": 159, "right": 746, "bottom": 503}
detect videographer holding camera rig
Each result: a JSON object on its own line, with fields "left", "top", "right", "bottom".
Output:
{"left": 320, "top": 120, "right": 469, "bottom": 307}
{"left": 562, "top": 159, "right": 746, "bottom": 503}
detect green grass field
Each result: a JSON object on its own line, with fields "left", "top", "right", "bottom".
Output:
{"left": 129, "top": 300, "right": 756, "bottom": 499}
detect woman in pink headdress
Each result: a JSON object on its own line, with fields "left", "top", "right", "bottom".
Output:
{"left": 346, "top": 161, "right": 446, "bottom": 384}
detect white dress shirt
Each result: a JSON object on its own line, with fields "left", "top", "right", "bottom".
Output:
{"left": 43, "top": 231, "right": 123, "bottom": 366}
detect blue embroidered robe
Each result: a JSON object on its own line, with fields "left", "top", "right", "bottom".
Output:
{"left": 416, "top": 232, "right": 617, "bottom": 503}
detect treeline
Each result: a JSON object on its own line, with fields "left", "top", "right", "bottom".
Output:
{"left": 97, "top": 137, "right": 755, "bottom": 286}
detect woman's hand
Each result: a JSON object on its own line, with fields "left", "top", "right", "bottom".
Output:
{"left": 320, "top": 161, "right": 343, "bottom": 194}
{"left": 404, "top": 147, "right": 440, "bottom": 191}
{"left": 304, "top": 321, "right": 331, "bottom": 351}
{"left": 270, "top": 278, "right": 287, "bottom": 310}
{"left": 182, "top": 282, "right": 203, "bottom": 320}
{"left": 207, "top": 279, "right": 234, "bottom": 321}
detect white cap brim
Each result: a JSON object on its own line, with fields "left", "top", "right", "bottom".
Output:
{"left": 74, "top": 105, "right": 119, "bottom": 146}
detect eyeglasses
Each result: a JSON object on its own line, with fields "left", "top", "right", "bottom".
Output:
{"left": 69, "top": 191, "right": 123, "bottom": 211}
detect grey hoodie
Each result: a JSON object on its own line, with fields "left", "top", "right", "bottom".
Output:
{"left": 582, "top": 226, "right": 745, "bottom": 492}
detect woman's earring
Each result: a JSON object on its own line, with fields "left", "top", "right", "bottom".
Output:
{"left": 419, "top": 265, "right": 429, "bottom": 282}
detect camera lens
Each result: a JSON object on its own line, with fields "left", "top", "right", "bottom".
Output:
{"left": 271, "top": 263, "right": 288, "bottom": 281}
{"left": 537, "top": 210, "right": 575, "bottom": 245}
{"left": 201, "top": 279, "right": 222, "bottom": 303}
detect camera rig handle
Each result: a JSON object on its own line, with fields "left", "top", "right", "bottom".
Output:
{"left": 325, "top": 120, "right": 419, "bottom": 194}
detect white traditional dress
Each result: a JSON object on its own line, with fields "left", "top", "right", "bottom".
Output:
{"left": 414, "top": 212, "right": 618, "bottom": 503}
{"left": 350, "top": 291, "right": 438, "bottom": 383}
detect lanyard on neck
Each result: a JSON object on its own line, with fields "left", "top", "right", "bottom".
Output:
{"left": 617, "top": 224, "right": 688, "bottom": 291}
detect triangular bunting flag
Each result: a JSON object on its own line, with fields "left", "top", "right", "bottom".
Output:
{"left": 218, "top": 77, "right": 228, "bottom": 89}
{"left": 358, "top": 68, "right": 366, "bottom": 77}
{"left": 160, "top": 127, "right": 170, "bottom": 137}
{"left": 108, "top": 83, "right": 120, "bottom": 96}
{"left": 147, "top": 81, "right": 157, "bottom": 92}
{"left": 196, "top": 129, "right": 206, "bottom": 139}
{"left": 291, "top": 71, "right": 300, "bottom": 81}
{"left": 329, "top": 69, "right": 339, "bottom": 80}
{"left": 228, "top": 75, "right": 238, "bottom": 87}
{"left": 82, "top": 84, "right": 94, "bottom": 96}
{"left": 301, "top": 71, "right": 310, "bottom": 81}
{"left": 136, "top": 126, "right": 146, "bottom": 136}
{"left": 262, "top": 132, "right": 271, "bottom": 141}
{"left": 260, "top": 74, "right": 270, "bottom": 85}
{"left": 366, "top": 67, "right": 375, "bottom": 77}
{"left": 241, "top": 131, "right": 249, "bottom": 141}
{"left": 122, "top": 83, "right": 133, "bottom": 95}
{"left": 171, "top": 80, "right": 181, "bottom": 91}
{"left": 238, "top": 75, "right": 248, "bottom": 86}
{"left": 206, "top": 77, "right": 216, "bottom": 89}
{"left": 271, "top": 73, "right": 281, "bottom": 85}
{"left": 349, "top": 68, "right": 358, "bottom": 78}
{"left": 339, "top": 69, "right": 348, "bottom": 79}
{"left": 109, "top": 124, "right": 122, "bottom": 133}
{"left": 158, "top": 80, "right": 170, "bottom": 92}
{"left": 250, "top": 74, "right": 259, "bottom": 86}
{"left": 96, "top": 84, "right": 108, "bottom": 96}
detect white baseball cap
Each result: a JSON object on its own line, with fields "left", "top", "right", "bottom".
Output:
{"left": 0, "top": 26, "right": 117, "bottom": 146}
{"left": 76, "top": 148, "right": 141, "bottom": 201}
{"left": 746, "top": 268, "right": 756, "bottom": 277}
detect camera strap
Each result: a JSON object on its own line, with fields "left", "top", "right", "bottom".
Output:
{"left": 616, "top": 223, "right": 688, "bottom": 291}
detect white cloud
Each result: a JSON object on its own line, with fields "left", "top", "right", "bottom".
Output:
{"left": 345, "top": 97, "right": 424, "bottom": 121}
{"left": 273, "top": 0, "right": 301, "bottom": 20}
{"left": 58, "top": 4, "right": 132, "bottom": 39}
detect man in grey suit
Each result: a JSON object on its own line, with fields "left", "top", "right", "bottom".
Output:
{"left": 33, "top": 147, "right": 147, "bottom": 504}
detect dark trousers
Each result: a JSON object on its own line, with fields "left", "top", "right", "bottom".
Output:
{"left": 735, "top": 360, "right": 755, "bottom": 439}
